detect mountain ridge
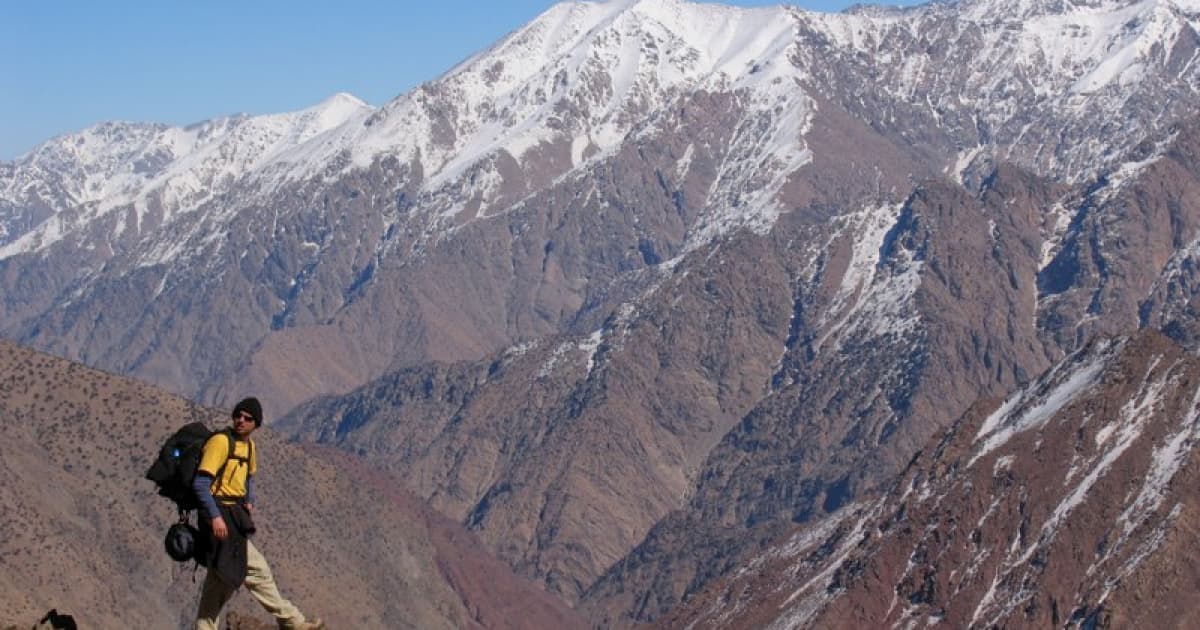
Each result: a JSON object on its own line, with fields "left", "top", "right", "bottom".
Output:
{"left": 656, "top": 328, "right": 1200, "bottom": 628}
{"left": 6, "top": 0, "right": 1197, "bottom": 262}
{"left": 3, "top": 0, "right": 1200, "bottom": 626}
{"left": 0, "top": 337, "right": 582, "bottom": 629}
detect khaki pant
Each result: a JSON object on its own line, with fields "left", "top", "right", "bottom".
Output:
{"left": 195, "top": 539, "right": 307, "bottom": 630}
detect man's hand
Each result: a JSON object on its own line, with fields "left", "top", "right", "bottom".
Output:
{"left": 212, "top": 515, "right": 228, "bottom": 541}
{"left": 245, "top": 503, "right": 254, "bottom": 514}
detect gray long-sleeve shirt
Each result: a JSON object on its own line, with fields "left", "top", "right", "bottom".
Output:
{"left": 192, "top": 474, "right": 256, "bottom": 519}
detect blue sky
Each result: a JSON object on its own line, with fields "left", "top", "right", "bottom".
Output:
{"left": 0, "top": 0, "right": 923, "bottom": 159}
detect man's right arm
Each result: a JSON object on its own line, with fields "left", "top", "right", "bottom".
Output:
{"left": 194, "top": 432, "right": 230, "bottom": 539}
{"left": 192, "top": 473, "right": 221, "bottom": 520}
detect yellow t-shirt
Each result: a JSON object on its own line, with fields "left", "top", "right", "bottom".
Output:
{"left": 197, "top": 431, "right": 257, "bottom": 500}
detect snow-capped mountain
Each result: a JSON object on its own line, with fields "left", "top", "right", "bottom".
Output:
{"left": 0, "top": 93, "right": 371, "bottom": 252}
{"left": 809, "top": 0, "right": 1200, "bottom": 181}
{"left": 2, "top": 0, "right": 1200, "bottom": 624}
{"left": 4, "top": 0, "right": 1197, "bottom": 259}
{"left": 3, "top": 0, "right": 823, "bottom": 269}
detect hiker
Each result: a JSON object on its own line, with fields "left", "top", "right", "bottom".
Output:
{"left": 193, "top": 397, "right": 323, "bottom": 630}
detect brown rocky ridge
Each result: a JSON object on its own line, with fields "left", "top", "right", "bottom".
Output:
{"left": 0, "top": 338, "right": 582, "bottom": 629}
{"left": 658, "top": 328, "right": 1200, "bottom": 629}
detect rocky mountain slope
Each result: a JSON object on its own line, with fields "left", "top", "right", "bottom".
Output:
{"left": 277, "top": 109, "right": 1200, "bottom": 621}
{"left": 582, "top": 108, "right": 1200, "bottom": 626}
{"left": 3, "top": 0, "right": 1200, "bottom": 626}
{"left": 0, "top": 339, "right": 581, "bottom": 629}
{"left": 659, "top": 328, "right": 1200, "bottom": 629}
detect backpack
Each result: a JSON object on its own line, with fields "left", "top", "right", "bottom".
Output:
{"left": 145, "top": 422, "right": 235, "bottom": 512}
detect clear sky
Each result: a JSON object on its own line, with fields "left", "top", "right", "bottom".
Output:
{"left": 0, "top": 0, "right": 923, "bottom": 160}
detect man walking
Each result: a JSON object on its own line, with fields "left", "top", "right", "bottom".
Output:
{"left": 193, "top": 397, "right": 323, "bottom": 630}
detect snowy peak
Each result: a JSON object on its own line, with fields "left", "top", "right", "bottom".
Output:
{"left": 3, "top": 91, "right": 373, "bottom": 206}
{"left": 368, "top": 0, "right": 801, "bottom": 169}
{"left": 0, "top": 93, "right": 373, "bottom": 256}
{"left": 968, "top": 0, "right": 1200, "bottom": 18}
{"left": 4, "top": 0, "right": 1200, "bottom": 259}
{"left": 787, "top": 0, "right": 1200, "bottom": 183}
{"left": 251, "top": 91, "right": 373, "bottom": 150}
{"left": 465, "top": 0, "right": 792, "bottom": 87}
{"left": 331, "top": 0, "right": 811, "bottom": 243}
{"left": 1, "top": 0, "right": 810, "bottom": 258}
{"left": 811, "top": 0, "right": 1199, "bottom": 90}
{"left": 998, "top": 0, "right": 1198, "bottom": 93}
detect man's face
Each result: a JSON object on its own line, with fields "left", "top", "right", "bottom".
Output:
{"left": 232, "top": 411, "right": 257, "bottom": 437}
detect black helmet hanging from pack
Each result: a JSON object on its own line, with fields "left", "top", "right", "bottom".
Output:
{"left": 165, "top": 522, "right": 199, "bottom": 562}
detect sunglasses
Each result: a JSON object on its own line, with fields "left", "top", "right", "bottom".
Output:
{"left": 235, "top": 412, "right": 256, "bottom": 423}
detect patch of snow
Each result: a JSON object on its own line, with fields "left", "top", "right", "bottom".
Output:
{"left": 1097, "top": 503, "right": 1182, "bottom": 605}
{"left": 972, "top": 354, "right": 1186, "bottom": 624}
{"left": 674, "top": 143, "right": 695, "bottom": 180}
{"left": 1093, "top": 382, "right": 1200, "bottom": 574}
{"left": 993, "top": 454, "right": 1015, "bottom": 476}
{"left": 970, "top": 340, "right": 1116, "bottom": 467}
{"left": 505, "top": 341, "right": 538, "bottom": 359}
{"left": 949, "top": 145, "right": 985, "bottom": 185}
{"left": 535, "top": 328, "right": 605, "bottom": 379}
{"left": 538, "top": 340, "right": 575, "bottom": 378}
{"left": 969, "top": 569, "right": 1005, "bottom": 628}
{"left": 814, "top": 202, "right": 921, "bottom": 353}
{"left": 570, "top": 134, "right": 591, "bottom": 167}
{"left": 776, "top": 498, "right": 881, "bottom": 615}
{"left": 1027, "top": 371, "right": 1166, "bottom": 562}
{"left": 580, "top": 328, "right": 604, "bottom": 375}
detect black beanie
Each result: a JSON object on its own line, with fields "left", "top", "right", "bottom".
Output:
{"left": 232, "top": 397, "right": 263, "bottom": 427}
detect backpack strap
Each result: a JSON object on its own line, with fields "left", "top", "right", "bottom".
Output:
{"left": 212, "top": 428, "right": 255, "bottom": 501}
{"left": 222, "top": 427, "right": 238, "bottom": 461}
{"left": 205, "top": 428, "right": 240, "bottom": 488}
